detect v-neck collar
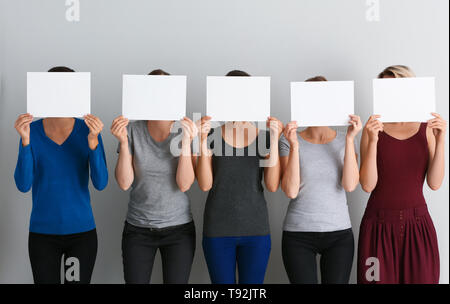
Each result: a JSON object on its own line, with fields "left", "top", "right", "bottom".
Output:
{"left": 39, "top": 118, "right": 79, "bottom": 148}
{"left": 382, "top": 123, "right": 423, "bottom": 142}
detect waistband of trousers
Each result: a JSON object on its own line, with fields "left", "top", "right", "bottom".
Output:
{"left": 364, "top": 205, "right": 429, "bottom": 222}
{"left": 125, "top": 221, "right": 194, "bottom": 233}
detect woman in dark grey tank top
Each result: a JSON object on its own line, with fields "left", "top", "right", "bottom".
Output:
{"left": 196, "top": 70, "right": 283, "bottom": 284}
{"left": 203, "top": 128, "right": 271, "bottom": 238}
{"left": 111, "top": 69, "right": 198, "bottom": 284}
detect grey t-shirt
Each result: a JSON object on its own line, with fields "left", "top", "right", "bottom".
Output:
{"left": 279, "top": 131, "right": 355, "bottom": 232}
{"left": 119, "top": 121, "right": 192, "bottom": 228}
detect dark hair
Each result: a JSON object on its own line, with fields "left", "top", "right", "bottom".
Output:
{"left": 226, "top": 70, "right": 251, "bottom": 77}
{"left": 48, "top": 66, "right": 75, "bottom": 72}
{"left": 306, "top": 76, "right": 327, "bottom": 82}
{"left": 148, "top": 69, "right": 170, "bottom": 76}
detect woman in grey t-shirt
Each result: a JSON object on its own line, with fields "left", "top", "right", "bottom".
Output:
{"left": 110, "top": 69, "right": 198, "bottom": 284}
{"left": 279, "top": 76, "right": 362, "bottom": 284}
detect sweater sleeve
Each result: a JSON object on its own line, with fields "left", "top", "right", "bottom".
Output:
{"left": 89, "top": 134, "right": 109, "bottom": 191}
{"left": 14, "top": 139, "right": 34, "bottom": 193}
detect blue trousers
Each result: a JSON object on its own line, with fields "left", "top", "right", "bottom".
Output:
{"left": 202, "top": 235, "right": 271, "bottom": 284}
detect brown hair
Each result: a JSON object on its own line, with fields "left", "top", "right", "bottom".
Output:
{"left": 148, "top": 69, "right": 170, "bottom": 76}
{"left": 48, "top": 66, "right": 75, "bottom": 72}
{"left": 226, "top": 70, "right": 251, "bottom": 77}
{"left": 306, "top": 76, "right": 327, "bottom": 82}
{"left": 378, "top": 65, "right": 416, "bottom": 79}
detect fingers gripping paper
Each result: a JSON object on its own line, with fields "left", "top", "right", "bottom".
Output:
{"left": 27, "top": 72, "right": 91, "bottom": 118}
{"left": 122, "top": 75, "right": 187, "bottom": 120}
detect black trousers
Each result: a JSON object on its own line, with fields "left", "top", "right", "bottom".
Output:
{"left": 282, "top": 228, "right": 354, "bottom": 284}
{"left": 122, "top": 221, "right": 196, "bottom": 284}
{"left": 28, "top": 229, "right": 98, "bottom": 284}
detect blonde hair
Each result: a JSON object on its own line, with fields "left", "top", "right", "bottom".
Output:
{"left": 378, "top": 65, "right": 416, "bottom": 79}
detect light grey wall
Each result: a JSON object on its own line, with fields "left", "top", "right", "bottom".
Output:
{"left": 0, "top": 0, "right": 448, "bottom": 284}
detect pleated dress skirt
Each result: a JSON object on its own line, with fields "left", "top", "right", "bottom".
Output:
{"left": 357, "top": 205, "right": 440, "bottom": 284}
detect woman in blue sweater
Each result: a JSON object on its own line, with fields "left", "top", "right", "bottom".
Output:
{"left": 13, "top": 66, "right": 108, "bottom": 284}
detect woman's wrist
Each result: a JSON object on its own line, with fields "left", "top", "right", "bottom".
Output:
{"left": 201, "top": 134, "right": 209, "bottom": 143}
{"left": 367, "top": 140, "right": 379, "bottom": 153}
{"left": 435, "top": 131, "right": 446, "bottom": 143}
{"left": 21, "top": 136, "right": 30, "bottom": 147}
{"left": 181, "top": 137, "right": 192, "bottom": 156}
{"left": 199, "top": 139, "right": 210, "bottom": 156}
{"left": 346, "top": 135, "right": 355, "bottom": 144}
{"left": 436, "top": 136, "right": 446, "bottom": 146}
{"left": 119, "top": 139, "right": 130, "bottom": 153}
{"left": 289, "top": 141, "right": 299, "bottom": 150}
{"left": 88, "top": 132, "right": 98, "bottom": 140}
{"left": 88, "top": 135, "right": 99, "bottom": 150}
{"left": 182, "top": 135, "right": 193, "bottom": 144}
{"left": 368, "top": 137, "right": 379, "bottom": 144}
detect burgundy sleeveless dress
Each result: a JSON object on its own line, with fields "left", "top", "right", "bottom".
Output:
{"left": 357, "top": 123, "right": 440, "bottom": 284}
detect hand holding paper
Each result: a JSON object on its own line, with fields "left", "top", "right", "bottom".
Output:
{"left": 283, "top": 121, "right": 299, "bottom": 148}
{"left": 198, "top": 116, "right": 212, "bottom": 142}
{"left": 84, "top": 114, "right": 104, "bottom": 150}
{"left": 364, "top": 115, "right": 384, "bottom": 143}
{"left": 427, "top": 113, "right": 447, "bottom": 142}
{"left": 14, "top": 113, "right": 34, "bottom": 146}
{"left": 347, "top": 115, "right": 363, "bottom": 140}
{"left": 180, "top": 117, "right": 198, "bottom": 142}
{"left": 110, "top": 116, "right": 129, "bottom": 144}
{"left": 267, "top": 116, "right": 284, "bottom": 139}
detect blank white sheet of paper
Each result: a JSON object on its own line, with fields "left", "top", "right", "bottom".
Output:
{"left": 27, "top": 72, "right": 91, "bottom": 118}
{"left": 373, "top": 77, "right": 436, "bottom": 122}
{"left": 207, "top": 76, "right": 270, "bottom": 121}
{"left": 291, "top": 81, "right": 354, "bottom": 127}
{"left": 122, "top": 75, "right": 187, "bottom": 120}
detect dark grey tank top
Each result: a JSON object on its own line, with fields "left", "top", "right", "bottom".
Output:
{"left": 203, "top": 128, "right": 271, "bottom": 237}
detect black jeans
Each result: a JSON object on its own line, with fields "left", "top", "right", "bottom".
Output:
{"left": 28, "top": 229, "right": 98, "bottom": 284}
{"left": 122, "top": 221, "right": 196, "bottom": 284}
{"left": 282, "top": 228, "right": 354, "bottom": 284}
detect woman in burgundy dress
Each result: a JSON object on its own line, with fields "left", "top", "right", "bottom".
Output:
{"left": 358, "top": 65, "right": 446, "bottom": 284}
